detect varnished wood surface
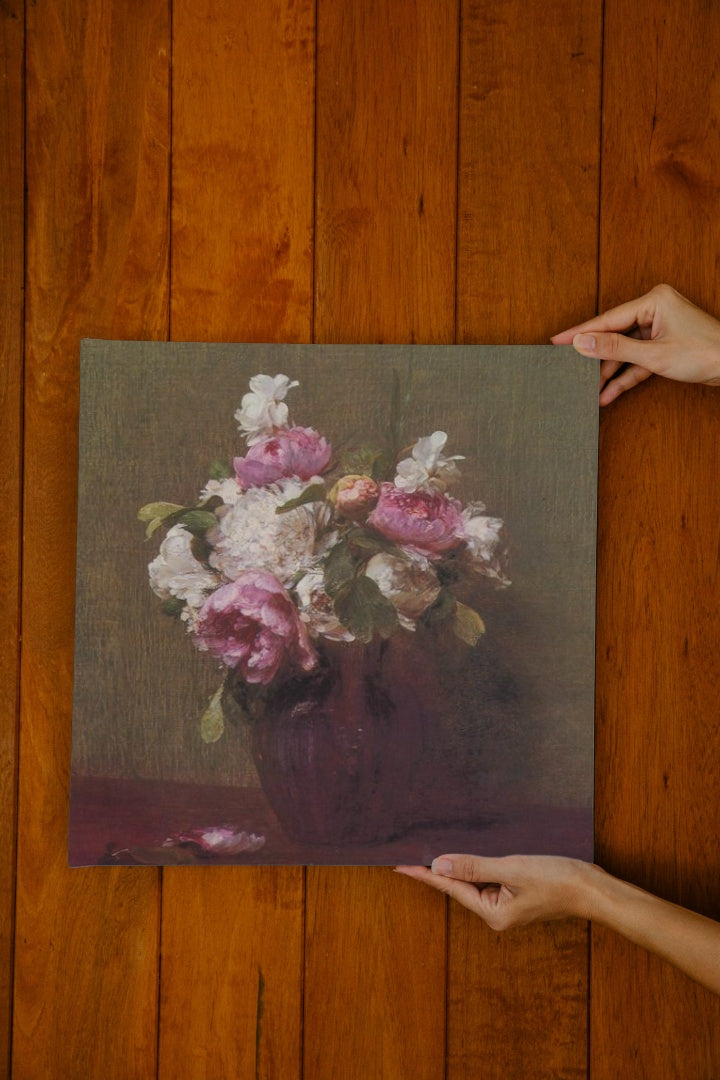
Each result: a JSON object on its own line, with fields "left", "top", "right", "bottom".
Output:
{"left": 0, "top": 3, "right": 24, "bottom": 1075}
{"left": 14, "top": 2, "right": 169, "bottom": 1076}
{"left": 592, "top": 1, "right": 720, "bottom": 1072}
{"left": 6, "top": 1, "right": 720, "bottom": 1076}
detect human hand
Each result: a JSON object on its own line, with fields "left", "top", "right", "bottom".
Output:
{"left": 395, "top": 854, "right": 602, "bottom": 930}
{"left": 551, "top": 283, "right": 720, "bottom": 405}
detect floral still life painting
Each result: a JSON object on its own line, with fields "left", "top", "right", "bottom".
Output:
{"left": 69, "top": 342, "right": 598, "bottom": 866}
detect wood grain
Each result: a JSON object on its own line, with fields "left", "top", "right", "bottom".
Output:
{"left": 160, "top": 868, "right": 304, "bottom": 1079}
{"left": 160, "top": 3, "right": 315, "bottom": 1076}
{"left": 8, "top": 0, "right": 720, "bottom": 1071}
{"left": 0, "top": 2, "right": 24, "bottom": 1073}
{"left": 171, "top": 0, "right": 315, "bottom": 344}
{"left": 314, "top": 0, "right": 458, "bottom": 346}
{"left": 14, "top": 2, "right": 169, "bottom": 1076}
{"left": 456, "top": 0, "right": 602, "bottom": 344}
{"left": 450, "top": 2, "right": 602, "bottom": 1075}
{"left": 307, "top": 2, "right": 457, "bottom": 1075}
{"left": 594, "top": 2, "right": 720, "bottom": 1069}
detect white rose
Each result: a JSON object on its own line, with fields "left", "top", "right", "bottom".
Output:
{"left": 461, "top": 505, "right": 510, "bottom": 585}
{"left": 234, "top": 373, "right": 299, "bottom": 444}
{"left": 148, "top": 525, "right": 220, "bottom": 609}
{"left": 207, "top": 479, "right": 323, "bottom": 585}
{"left": 295, "top": 569, "right": 354, "bottom": 642}
{"left": 394, "top": 431, "right": 463, "bottom": 493}
{"left": 199, "top": 477, "right": 242, "bottom": 506}
{"left": 364, "top": 551, "right": 441, "bottom": 630}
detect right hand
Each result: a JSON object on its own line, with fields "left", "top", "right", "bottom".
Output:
{"left": 395, "top": 854, "right": 598, "bottom": 930}
{"left": 551, "top": 284, "right": 720, "bottom": 405}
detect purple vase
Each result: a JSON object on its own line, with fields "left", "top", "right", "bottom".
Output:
{"left": 244, "top": 638, "right": 435, "bottom": 846}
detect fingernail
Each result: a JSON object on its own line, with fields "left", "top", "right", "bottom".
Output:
{"left": 574, "top": 333, "right": 596, "bottom": 351}
{"left": 431, "top": 858, "right": 453, "bottom": 875}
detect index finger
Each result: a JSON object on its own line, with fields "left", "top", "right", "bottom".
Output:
{"left": 430, "top": 853, "right": 512, "bottom": 883}
{"left": 551, "top": 292, "right": 659, "bottom": 344}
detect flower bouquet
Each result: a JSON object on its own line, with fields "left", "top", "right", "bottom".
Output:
{"left": 139, "top": 372, "right": 510, "bottom": 844}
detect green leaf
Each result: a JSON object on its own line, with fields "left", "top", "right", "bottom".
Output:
{"left": 346, "top": 527, "right": 399, "bottom": 557}
{"left": 275, "top": 483, "right": 327, "bottom": 514}
{"left": 199, "top": 495, "right": 224, "bottom": 513}
{"left": 334, "top": 576, "right": 399, "bottom": 643}
{"left": 200, "top": 683, "right": 226, "bottom": 743}
{"left": 191, "top": 535, "right": 213, "bottom": 564}
{"left": 138, "top": 501, "right": 184, "bottom": 522}
{"left": 453, "top": 602, "right": 486, "bottom": 646}
{"left": 209, "top": 460, "right": 232, "bottom": 480}
{"left": 161, "top": 597, "right": 185, "bottom": 617}
{"left": 145, "top": 517, "right": 165, "bottom": 540}
{"left": 421, "top": 588, "right": 458, "bottom": 628}
{"left": 323, "top": 541, "right": 357, "bottom": 597}
{"left": 370, "top": 450, "right": 394, "bottom": 483}
{"left": 172, "top": 509, "right": 219, "bottom": 536}
{"left": 339, "top": 447, "right": 386, "bottom": 478}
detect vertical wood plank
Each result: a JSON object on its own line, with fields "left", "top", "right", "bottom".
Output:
{"left": 593, "top": 1, "right": 720, "bottom": 1073}
{"left": 14, "top": 2, "right": 169, "bottom": 1076}
{"left": 171, "top": 0, "right": 315, "bottom": 345}
{"left": 0, "top": 2, "right": 24, "bottom": 1073}
{"left": 307, "top": 3, "right": 458, "bottom": 1076}
{"left": 451, "top": 2, "right": 602, "bottom": 1076}
{"left": 160, "top": 3, "right": 315, "bottom": 1076}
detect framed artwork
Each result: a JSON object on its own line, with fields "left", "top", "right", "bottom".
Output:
{"left": 69, "top": 341, "right": 597, "bottom": 866}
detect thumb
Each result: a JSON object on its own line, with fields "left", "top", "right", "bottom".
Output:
{"left": 573, "top": 331, "right": 664, "bottom": 372}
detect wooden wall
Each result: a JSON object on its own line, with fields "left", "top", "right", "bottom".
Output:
{"left": 2, "top": 0, "right": 719, "bottom": 1075}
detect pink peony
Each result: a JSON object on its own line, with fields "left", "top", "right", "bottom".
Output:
{"left": 367, "top": 482, "right": 465, "bottom": 558}
{"left": 194, "top": 571, "right": 317, "bottom": 682}
{"left": 330, "top": 474, "right": 380, "bottom": 519}
{"left": 234, "top": 426, "right": 331, "bottom": 488}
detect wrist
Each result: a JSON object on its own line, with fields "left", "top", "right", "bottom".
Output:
{"left": 566, "top": 860, "right": 624, "bottom": 921}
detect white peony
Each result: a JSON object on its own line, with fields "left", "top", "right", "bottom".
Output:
{"left": 207, "top": 479, "right": 324, "bottom": 585}
{"left": 364, "top": 551, "right": 441, "bottom": 630}
{"left": 294, "top": 569, "right": 355, "bottom": 642}
{"left": 461, "top": 504, "right": 510, "bottom": 585}
{"left": 199, "top": 477, "right": 242, "bottom": 506}
{"left": 394, "top": 431, "right": 463, "bottom": 493}
{"left": 234, "top": 373, "right": 299, "bottom": 444}
{"left": 148, "top": 525, "right": 220, "bottom": 609}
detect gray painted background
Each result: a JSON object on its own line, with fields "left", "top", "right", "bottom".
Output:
{"left": 71, "top": 341, "right": 597, "bottom": 808}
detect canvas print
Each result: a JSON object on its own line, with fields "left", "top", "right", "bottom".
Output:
{"left": 69, "top": 342, "right": 597, "bottom": 866}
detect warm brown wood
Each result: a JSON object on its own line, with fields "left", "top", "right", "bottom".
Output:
{"left": 307, "top": 3, "right": 458, "bottom": 1076}
{"left": 450, "top": 2, "right": 603, "bottom": 1075}
{"left": 160, "top": 868, "right": 304, "bottom": 1078}
{"left": 0, "top": 2, "right": 24, "bottom": 1073}
{"left": 9, "top": 0, "right": 720, "bottom": 1072}
{"left": 305, "top": 868, "right": 448, "bottom": 1079}
{"left": 159, "top": 3, "right": 315, "bottom": 1076}
{"left": 593, "top": 2, "right": 720, "bottom": 1069}
{"left": 171, "top": 0, "right": 315, "bottom": 345}
{"left": 457, "top": 0, "right": 603, "bottom": 345}
{"left": 14, "top": 2, "right": 169, "bottom": 1076}
{"left": 314, "top": 0, "right": 458, "bottom": 346}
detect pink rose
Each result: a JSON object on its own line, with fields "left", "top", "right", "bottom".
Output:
{"left": 367, "top": 482, "right": 465, "bottom": 557}
{"left": 330, "top": 474, "right": 380, "bottom": 519}
{"left": 194, "top": 571, "right": 316, "bottom": 682}
{"left": 163, "top": 826, "right": 265, "bottom": 856}
{"left": 234, "top": 425, "right": 331, "bottom": 488}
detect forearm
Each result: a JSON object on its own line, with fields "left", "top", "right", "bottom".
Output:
{"left": 579, "top": 865, "right": 720, "bottom": 995}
